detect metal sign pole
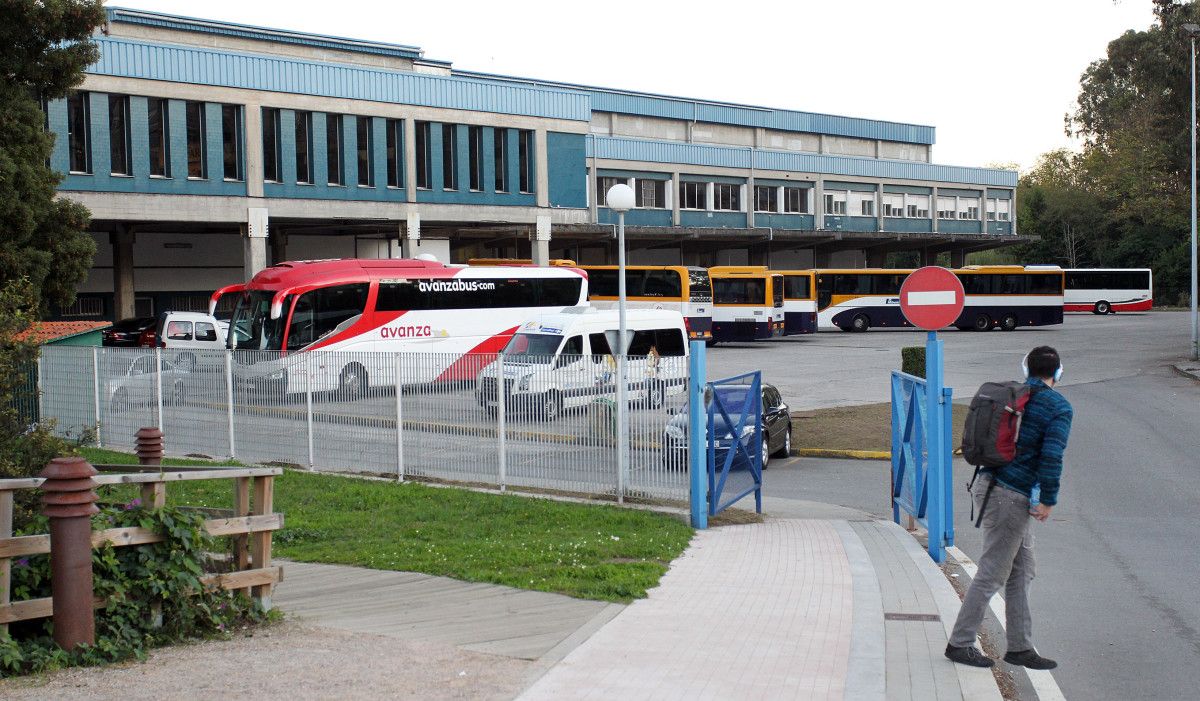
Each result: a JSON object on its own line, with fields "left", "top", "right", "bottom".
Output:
{"left": 924, "top": 330, "right": 947, "bottom": 563}
{"left": 688, "top": 341, "right": 707, "bottom": 529}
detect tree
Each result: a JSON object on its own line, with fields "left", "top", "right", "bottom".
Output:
{"left": 0, "top": 0, "right": 105, "bottom": 316}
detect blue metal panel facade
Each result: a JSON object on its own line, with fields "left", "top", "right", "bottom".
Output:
{"left": 822, "top": 216, "right": 878, "bottom": 233}
{"left": 90, "top": 37, "right": 591, "bottom": 122}
{"left": 590, "top": 136, "right": 1017, "bottom": 187}
{"left": 826, "top": 180, "right": 878, "bottom": 192}
{"left": 548, "top": 132, "right": 587, "bottom": 208}
{"left": 884, "top": 184, "right": 934, "bottom": 195}
{"left": 987, "top": 221, "right": 1013, "bottom": 235}
{"left": 937, "top": 220, "right": 983, "bottom": 234}
{"left": 598, "top": 208, "right": 672, "bottom": 227}
{"left": 987, "top": 188, "right": 1014, "bottom": 199}
{"left": 680, "top": 211, "right": 747, "bottom": 228}
{"left": 883, "top": 218, "right": 934, "bottom": 233}
{"left": 755, "top": 213, "right": 815, "bottom": 230}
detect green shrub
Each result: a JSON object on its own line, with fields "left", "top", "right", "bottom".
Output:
{"left": 901, "top": 346, "right": 926, "bottom": 378}
{"left": 0, "top": 504, "right": 271, "bottom": 678}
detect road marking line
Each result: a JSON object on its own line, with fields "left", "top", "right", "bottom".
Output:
{"left": 946, "top": 546, "right": 1067, "bottom": 701}
{"left": 906, "top": 290, "right": 957, "bottom": 305}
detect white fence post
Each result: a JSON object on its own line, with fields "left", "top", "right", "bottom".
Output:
{"left": 154, "top": 347, "right": 164, "bottom": 429}
{"left": 35, "top": 353, "right": 45, "bottom": 425}
{"left": 91, "top": 347, "right": 102, "bottom": 448}
{"left": 306, "top": 353, "right": 315, "bottom": 471}
{"left": 394, "top": 353, "right": 404, "bottom": 483}
{"left": 225, "top": 350, "right": 236, "bottom": 459}
{"left": 496, "top": 353, "right": 506, "bottom": 492}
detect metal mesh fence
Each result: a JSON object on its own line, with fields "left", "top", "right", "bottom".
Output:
{"left": 37, "top": 346, "right": 691, "bottom": 502}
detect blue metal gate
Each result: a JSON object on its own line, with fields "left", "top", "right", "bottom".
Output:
{"left": 706, "top": 371, "right": 763, "bottom": 516}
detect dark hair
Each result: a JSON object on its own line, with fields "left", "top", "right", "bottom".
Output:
{"left": 1027, "top": 346, "right": 1061, "bottom": 380}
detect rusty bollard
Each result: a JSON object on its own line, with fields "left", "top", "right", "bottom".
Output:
{"left": 40, "top": 457, "right": 99, "bottom": 651}
{"left": 136, "top": 427, "right": 164, "bottom": 466}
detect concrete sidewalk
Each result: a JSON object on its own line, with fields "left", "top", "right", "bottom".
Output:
{"left": 520, "top": 517, "right": 1000, "bottom": 701}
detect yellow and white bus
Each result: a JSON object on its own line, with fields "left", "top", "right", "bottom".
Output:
{"left": 774, "top": 270, "right": 818, "bottom": 335}
{"left": 708, "top": 267, "right": 784, "bottom": 342}
{"left": 814, "top": 265, "right": 1064, "bottom": 332}
{"left": 581, "top": 265, "right": 713, "bottom": 342}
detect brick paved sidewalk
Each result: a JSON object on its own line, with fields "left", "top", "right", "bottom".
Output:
{"left": 519, "top": 518, "right": 1001, "bottom": 701}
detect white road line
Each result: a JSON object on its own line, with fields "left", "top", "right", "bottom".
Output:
{"left": 946, "top": 546, "right": 1068, "bottom": 701}
{"left": 906, "top": 290, "right": 957, "bottom": 305}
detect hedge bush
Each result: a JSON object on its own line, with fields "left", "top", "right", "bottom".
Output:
{"left": 901, "top": 346, "right": 925, "bottom": 378}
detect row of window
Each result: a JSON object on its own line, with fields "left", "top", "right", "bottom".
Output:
{"left": 67, "top": 92, "right": 243, "bottom": 181}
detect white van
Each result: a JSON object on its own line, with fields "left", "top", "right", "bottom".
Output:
{"left": 155, "top": 311, "right": 230, "bottom": 373}
{"left": 475, "top": 308, "right": 689, "bottom": 421}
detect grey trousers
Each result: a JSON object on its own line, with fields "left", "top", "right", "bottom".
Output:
{"left": 948, "top": 474, "right": 1037, "bottom": 652}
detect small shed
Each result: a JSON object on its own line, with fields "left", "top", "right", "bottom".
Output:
{"left": 16, "top": 321, "right": 112, "bottom": 347}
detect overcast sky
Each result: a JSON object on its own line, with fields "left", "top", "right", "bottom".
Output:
{"left": 110, "top": 0, "right": 1159, "bottom": 172}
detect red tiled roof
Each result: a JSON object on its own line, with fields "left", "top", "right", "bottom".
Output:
{"left": 15, "top": 321, "right": 112, "bottom": 344}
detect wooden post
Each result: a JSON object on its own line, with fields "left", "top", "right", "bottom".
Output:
{"left": 140, "top": 482, "right": 166, "bottom": 509}
{"left": 0, "top": 490, "right": 11, "bottom": 637}
{"left": 250, "top": 476, "right": 274, "bottom": 609}
{"left": 233, "top": 477, "right": 251, "bottom": 598}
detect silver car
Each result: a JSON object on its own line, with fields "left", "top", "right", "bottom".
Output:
{"left": 108, "top": 355, "right": 189, "bottom": 412}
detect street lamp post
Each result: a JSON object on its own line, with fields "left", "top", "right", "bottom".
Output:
{"left": 1187, "top": 24, "right": 1200, "bottom": 360}
{"left": 605, "top": 183, "right": 636, "bottom": 503}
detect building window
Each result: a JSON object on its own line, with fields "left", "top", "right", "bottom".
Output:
{"left": 108, "top": 95, "right": 131, "bottom": 176}
{"left": 637, "top": 179, "right": 666, "bottom": 208}
{"left": 783, "top": 187, "right": 810, "bottom": 214}
{"left": 261, "top": 107, "right": 281, "bottom": 183}
{"left": 441, "top": 123, "right": 458, "bottom": 190}
{"left": 848, "top": 191, "right": 875, "bottom": 216}
{"left": 326, "top": 113, "right": 344, "bottom": 186}
{"left": 356, "top": 116, "right": 374, "bottom": 187}
{"left": 882, "top": 193, "right": 904, "bottom": 217}
{"left": 680, "top": 181, "right": 707, "bottom": 210}
{"left": 295, "top": 111, "right": 313, "bottom": 184}
{"left": 713, "top": 183, "right": 740, "bottom": 211}
{"left": 754, "top": 185, "right": 778, "bottom": 213}
{"left": 221, "top": 104, "right": 242, "bottom": 181}
{"left": 596, "top": 176, "right": 625, "bottom": 206}
{"left": 468, "top": 126, "right": 483, "bottom": 191}
{"left": 61, "top": 297, "right": 103, "bottom": 318}
{"left": 936, "top": 196, "right": 956, "bottom": 220}
{"left": 518, "top": 129, "right": 534, "bottom": 193}
{"left": 415, "top": 121, "right": 431, "bottom": 189}
{"left": 996, "top": 199, "right": 1011, "bottom": 221}
{"left": 185, "top": 101, "right": 206, "bottom": 179}
{"left": 67, "top": 92, "right": 91, "bottom": 174}
{"left": 907, "top": 194, "right": 930, "bottom": 218}
{"left": 959, "top": 197, "right": 980, "bottom": 220}
{"left": 148, "top": 98, "right": 171, "bottom": 178}
{"left": 494, "top": 127, "right": 508, "bottom": 192}
{"left": 386, "top": 118, "right": 403, "bottom": 188}
{"left": 824, "top": 191, "right": 847, "bottom": 215}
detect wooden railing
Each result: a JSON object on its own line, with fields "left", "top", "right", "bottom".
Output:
{"left": 0, "top": 465, "right": 283, "bottom": 633}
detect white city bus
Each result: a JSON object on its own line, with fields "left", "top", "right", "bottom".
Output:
{"left": 1064, "top": 268, "right": 1153, "bottom": 314}
{"left": 210, "top": 258, "right": 588, "bottom": 395}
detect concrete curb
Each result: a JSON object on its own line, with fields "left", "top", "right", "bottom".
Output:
{"left": 1172, "top": 362, "right": 1200, "bottom": 382}
{"left": 797, "top": 448, "right": 891, "bottom": 460}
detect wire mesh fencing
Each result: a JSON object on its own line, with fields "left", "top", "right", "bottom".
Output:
{"left": 36, "top": 346, "right": 691, "bottom": 502}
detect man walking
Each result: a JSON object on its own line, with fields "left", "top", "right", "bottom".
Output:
{"left": 945, "top": 346, "right": 1073, "bottom": 670}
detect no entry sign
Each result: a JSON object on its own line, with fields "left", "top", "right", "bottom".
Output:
{"left": 899, "top": 267, "right": 965, "bottom": 330}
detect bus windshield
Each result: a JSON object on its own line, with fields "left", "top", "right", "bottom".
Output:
{"left": 502, "top": 333, "right": 563, "bottom": 363}
{"left": 229, "top": 290, "right": 286, "bottom": 351}
{"left": 713, "top": 278, "right": 766, "bottom": 305}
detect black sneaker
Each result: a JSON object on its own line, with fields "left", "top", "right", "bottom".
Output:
{"left": 1004, "top": 649, "right": 1058, "bottom": 670}
{"left": 945, "top": 644, "right": 995, "bottom": 668}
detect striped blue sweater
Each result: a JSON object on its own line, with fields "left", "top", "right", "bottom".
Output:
{"left": 995, "top": 378, "right": 1073, "bottom": 506}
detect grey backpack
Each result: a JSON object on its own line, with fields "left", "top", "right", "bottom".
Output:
{"left": 961, "top": 381, "right": 1044, "bottom": 467}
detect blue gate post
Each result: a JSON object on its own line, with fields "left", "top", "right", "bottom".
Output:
{"left": 688, "top": 341, "right": 708, "bottom": 529}
{"left": 924, "top": 330, "right": 947, "bottom": 563}
{"left": 942, "top": 384, "right": 955, "bottom": 549}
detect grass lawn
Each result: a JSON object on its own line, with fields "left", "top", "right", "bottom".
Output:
{"left": 791, "top": 402, "right": 968, "bottom": 453}
{"left": 78, "top": 448, "right": 694, "bottom": 603}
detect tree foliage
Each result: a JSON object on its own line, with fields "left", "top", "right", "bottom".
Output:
{"left": 1019, "top": 0, "right": 1199, "bottom": 304}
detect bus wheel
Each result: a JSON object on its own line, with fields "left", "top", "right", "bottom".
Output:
{"left": 1095, "top": 301, "right": 1111, "bottom": 315}
{"left": 541, "top": 391, "right": 563, "bottom": 421}
{"left": 338, "top": 364, "right": 368, "bottom": 399}
{"left": 1000, "top": 314, "right": 1018, "bottom": 332}
{"left": 972, "top": 314, "right": 992, "bottom": 331}
{"left": 850, "top": 314, "right": 870, "bottom": 332}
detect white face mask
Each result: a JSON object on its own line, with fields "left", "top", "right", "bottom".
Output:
{"left": 1022, "top": 354, "right": 1063, "bottom": 383}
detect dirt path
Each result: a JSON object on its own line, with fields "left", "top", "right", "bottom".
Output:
{"left": 0, "top": 621, "right": 531, "bottom": 700}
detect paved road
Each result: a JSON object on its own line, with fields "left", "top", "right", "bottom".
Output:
{"left": 758, "top": 312, "right": 1200, "bottom": 700}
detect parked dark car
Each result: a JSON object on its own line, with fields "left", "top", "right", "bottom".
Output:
{"left": 662, "top": 382, "right": 792, "bottom": 470}
{"left": 102, "top": 317, "right": 156, "bottom": 347}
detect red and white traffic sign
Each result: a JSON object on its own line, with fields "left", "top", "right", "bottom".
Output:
{"left": 899, "top": 266, "right": 965, "bottom": 330}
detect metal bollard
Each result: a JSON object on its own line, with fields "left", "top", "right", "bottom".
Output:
{"left": 39, "top": 457, "right": 99, "bottom": 651}
{"left": 135, "top": 427, "right": 164, "bottom": 466}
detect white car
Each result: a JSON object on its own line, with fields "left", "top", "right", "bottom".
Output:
{"left": 108, "top": 355, "right": 189, "bottom": 413}
{"left": 156, "top": 311, "right": 229, "bottom": 373}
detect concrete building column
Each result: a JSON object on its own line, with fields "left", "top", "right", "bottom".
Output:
{"left": 931, "top": 186, "right": 939, "bottom": 234}
{"left": 815, "top": 176, "right": 826, "bottom": 230}
{"left": 401, "top": 212, "right": 421, "bottom": 257}
{"left": 244, "top": 105, "right": 264, "bottom": 198}
{"left": 587, "top": 156, "right": 598, "bottom": 223}
{"left": 111, "top": 227, "right": 135, "bottom": 321}
{"left": 533, "top": 215, "right": 551, "bottom": 266}
{"left": 243, "top": 207, "right": 269, "bottom": 280}
{"left": 671, "top": 172, "right": 681, "bottom": 226}
{"left": 534, "top": 128, "right": 549, "bottom": 208}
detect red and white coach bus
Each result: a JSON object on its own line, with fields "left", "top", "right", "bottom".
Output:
{"left": 1064, "top": 268, "right": 1153, "bottom": 314}
{"left": 210, "top": 258, "right": 588, "bottom": 394}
